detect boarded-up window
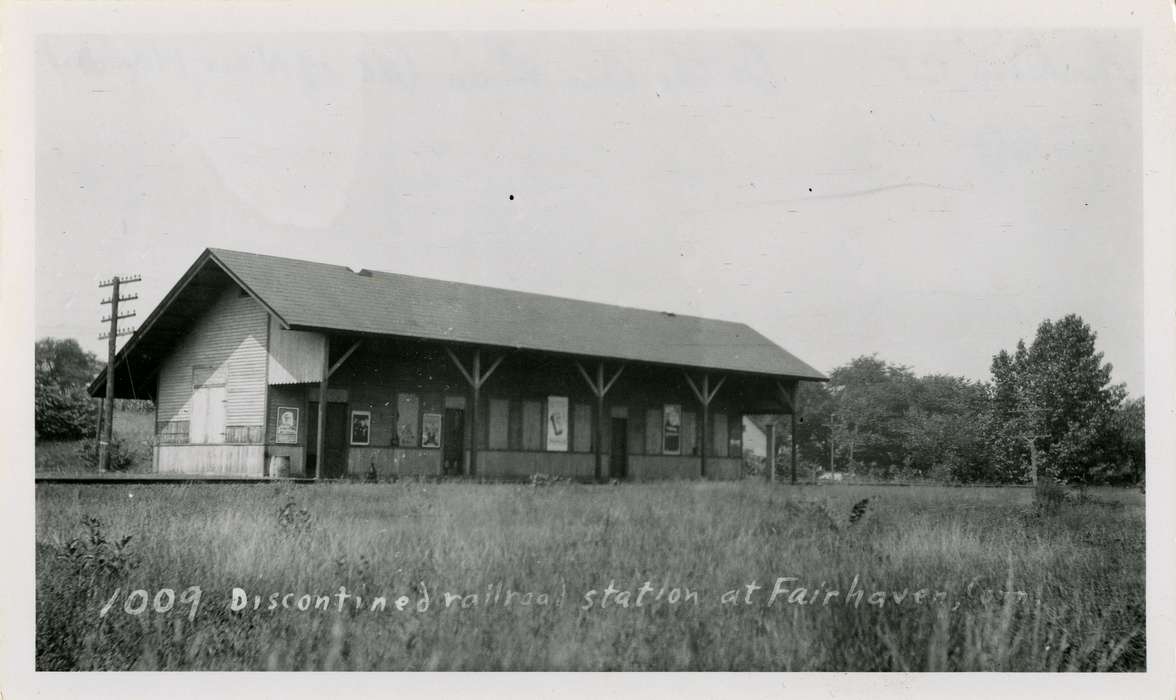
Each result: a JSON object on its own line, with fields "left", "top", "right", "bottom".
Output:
{"left": 522, "top": 400, "right": 542, "bottom": 450}
{"left": 508, "top": 399, "right": 523, "bottom": 450}
{"left": 712, "top": 412, "right": 728, "bottom": 457}
{"left": 682, "top": 411, "right": 697, "bottom": 456}
{"left": 396, "top": 393, "right": 419, "bottom": 447}
{"left": 645, "top": 408, "right": 662, "bottom": 454}
{"left": 628, "top": 413, "right": 644, "bottom": 455}
{"left": 488, "top": 398, "right": 510, "bottom": 449}
{"left": 572, "top": 403, "right": 592, "bottom": 452}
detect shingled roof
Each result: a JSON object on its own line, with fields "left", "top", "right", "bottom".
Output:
{"left": 91, "top": 248, "right": 826, "bottom": 397}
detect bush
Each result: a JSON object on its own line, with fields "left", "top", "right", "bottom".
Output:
{"left": 35, "top": 383, "right": 98, "bottom": 441}
{"left": 75, "top": 435, "right": 136, "bottom": 472}
{"left": 1034, "top": 478, "right": 1070, "bottom": 515}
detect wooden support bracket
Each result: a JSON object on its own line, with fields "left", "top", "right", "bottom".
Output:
{"left": 328, "top": 340, "right": 362, "bottom": 378}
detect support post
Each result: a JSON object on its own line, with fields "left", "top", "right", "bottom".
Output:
{"left": 445, "top": 347, "right": 505, "bottom": 478}
{"left": 575, "top": 360, "right": 625, "bottom": 483}
{"left": 594, "top": 362, "right": 604, "bottom": 482}
{"left": 765, "top": 420, "right": 775, "bottom": 483}
{"left": 469, "top": 350, "right": 480, "bottom": 477}
{"left": 684, "top": 371, "right": 724, "bottom": 480}
{"left": 700, "top": 375, "right": 709, "bottom": 479}
{"left": 315, "top": 335, "right": 330, "bottom": 480}
{"left": 595, "top": 391, "right": 605, "bottom": 482}
{"left": 792, "top": 410, "right": 799, "bottom": 485}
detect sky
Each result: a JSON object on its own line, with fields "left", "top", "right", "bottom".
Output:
{"left": 33, "top": 29, "right": 1144, "bottom": 395}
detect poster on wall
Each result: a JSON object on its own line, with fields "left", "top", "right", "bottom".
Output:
{"left": 421, "top": 413, "right": 442, "bottom": 448}
{"left": 350, "top": 410, "right": 371, "bottom": 445}
{"left": 396, "top": 393, "right": 419, "bottom": 447}
{"left": 546, "top": 395, "right": 569, "bottom": 451}
{"left": 275, "top": 406, "right": 299, "bottom": 444}
{"left": 663, "top": 404, "right": 682, "bottom": 455}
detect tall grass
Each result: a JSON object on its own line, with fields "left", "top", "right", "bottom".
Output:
{"left": 36, "top": 408, "right": 154, "bottom": 474}
{"left": 35, "top": 482, "right": 1144, "bottom": 671}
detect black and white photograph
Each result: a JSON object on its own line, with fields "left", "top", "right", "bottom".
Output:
{"left": 3, "top": 1, "right": 1175, "bottom": 698}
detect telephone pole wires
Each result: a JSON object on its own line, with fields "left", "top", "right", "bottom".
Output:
{"left": 97, "top": 274, "right": 140, "bottom": 472}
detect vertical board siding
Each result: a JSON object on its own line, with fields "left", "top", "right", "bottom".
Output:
{"left": 267, "top": 316, "right": 327, "bottom": 384}
{"left": 682, "top": 411, "right": 697, "bottom": 456}
{"left": 156, "top": 445, "right": 266, "bottom": 476}
{"left": 521, "top": 400, "right": 542, "bottom": 450}
{"left": 488, "top": 398, "right": 510, "bottom": 449}
{"left": 572, "top": 403, "right": 592, "bottom": 453}
{"left": 644, "top": 408, "right": 662, "bottom": 454}
{"left": 156, "top": 287, "right": 268, "bottom": 431}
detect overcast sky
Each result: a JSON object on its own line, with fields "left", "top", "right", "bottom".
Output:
{"left": 34, "top": 30, "right": 1143, "bottom": 394}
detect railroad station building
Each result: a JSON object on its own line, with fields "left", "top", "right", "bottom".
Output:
{"left": 89, "top": 248, "right": 826, "bottom": 481}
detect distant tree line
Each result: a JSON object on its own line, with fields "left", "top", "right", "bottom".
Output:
{"left": 790, "top": 314, "right": 1144, "bottom": 486}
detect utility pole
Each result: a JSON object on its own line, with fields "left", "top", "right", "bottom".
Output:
{"left": 97, "top": 274, "right": 140, "bottom": 472}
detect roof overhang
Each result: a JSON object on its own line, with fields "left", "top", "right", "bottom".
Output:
{"left": 87, "top": 249, "right": 288, "bottom": 399}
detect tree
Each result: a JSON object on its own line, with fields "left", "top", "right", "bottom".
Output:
{"left": 35, "top": 338, "right": 101, "bottom": 441}
{"left": 826, "top": 356, "right": 917, "bottom": 477}
{"left": 901, "top": 375, "right": 990, "bottom": 481}
{"left": 1096, "top": 396, "right": 1145, "bottom": 485}
{"left": 987, "top": 315, "right": 1127, "bottom": 486}
{"left": 36, "top": 338, "right": 101, "bottom": 390}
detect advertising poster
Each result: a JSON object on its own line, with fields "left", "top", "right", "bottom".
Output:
{"left": 350, "top": 410, "right": 371, "bottom": 445}
{"left": 663, "top": 404, "right": 682, "bottom": 455}
{"left": 421, "top": 413, "right": 442, "bottom": 448}
{"left": 545, "top": 395, "right": 569, "bottom": 451}
{"left": 275, "top": 406, "right": 299, "bottom": 444}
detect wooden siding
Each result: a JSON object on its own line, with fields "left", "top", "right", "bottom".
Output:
{"left": 628, "top": 456, "right": 741, "bottom": 481}
{"left": 157, "top": 445, "right": 266, "bottom": 476}
{"left": 255, "top": 336, "right": 767, "bottom": 480}
{"left": 346, "top": 448, "right": 440, "bottom": 477}
{"left": 156, "top": 287, "right": 268, "bottom": 430}
{"left": 268, "top": 317, "right": 326, "bottom": 384}
{"left": 479, "top": 451, "right": 596, "bottom": 479}
{"left": 157, "top": 420, "right": 190, "bottom": 445}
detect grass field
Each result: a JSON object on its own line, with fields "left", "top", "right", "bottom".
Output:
{"left": 36, "top": 408, "right": 155, "bottom": 474}
{"left": 34, "top": 481, "right": 1145, "bottom": 671}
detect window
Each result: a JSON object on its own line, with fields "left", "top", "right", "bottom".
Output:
{"left": 728, "top": 416, "right": 743, "bottom": 457}
{"left": 488, "top": 398, "right": 510, "bottom": 449}
{"left": 663, "top": 404, "right": 682, "bottom": 455}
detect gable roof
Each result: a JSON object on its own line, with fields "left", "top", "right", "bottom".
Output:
{"left": 90, "top": 248, "right": 826, "bottom": 397}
